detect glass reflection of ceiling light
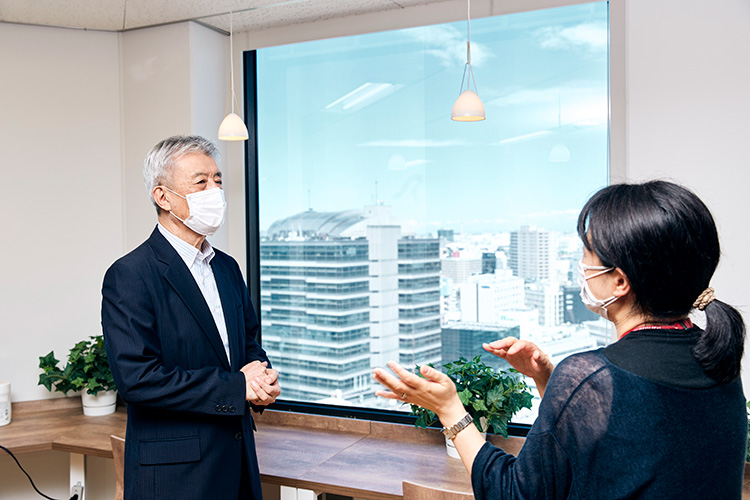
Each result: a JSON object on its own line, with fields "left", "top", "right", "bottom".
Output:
{"left": 451, "top": 0, "right": 485, "bottom": 122}
{"left": 218, "top": 11, "right": 249, "bottom": 141}
{"left": 548, "top": 96, "right": 569, "bottom": 162}
{"left": 548, "top": 143, "right": 571, "bottom": 162}
{"left": 325, "top": 83, "right": 397, "bottom": 112}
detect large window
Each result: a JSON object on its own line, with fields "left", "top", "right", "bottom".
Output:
{"left": 248, "top": 2, "right": 609, "bottom": 424}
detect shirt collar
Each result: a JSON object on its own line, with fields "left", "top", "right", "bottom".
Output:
{"left": 157, "top": 223, "right": 215, "bottom": 269}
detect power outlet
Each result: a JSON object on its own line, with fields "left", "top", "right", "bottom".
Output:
{"left": 71, "top": 482, "right": 84, "bottom": 500}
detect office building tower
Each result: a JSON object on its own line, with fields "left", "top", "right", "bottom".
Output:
{"left": 260, "top": 207, "right": 440, "bottom": 403}
{"left": 562, "top": 284, "right": 599, "bottom": 324}
{"left": 441, "top": 322, "right": 520, "bottom": 372}
{"left": 525, "top": 282, "right": 563, "bottom": 327}
{"left": 442, "top": 256, "right": 482, "bottom": 284}
{"left": 260, "top": 214, "right": 373, "bottom": 403}
{"left": 459, "top": 274, "right": 525, "bottom": 323}
{"left": 481, "top": 251, "right": 497, "bottom": 274}
{"left": 509, "top": 226, "right": 551, "bottom": 282}
{"left": 437, "top": 229, "right": 455, "bottom": 242}
{"left": 398, "top": 237, "right": 442, "bottom": 368}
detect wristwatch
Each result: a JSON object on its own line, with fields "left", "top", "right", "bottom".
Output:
{"left": 442, "top": 413, "right": 473, "bottom": 440}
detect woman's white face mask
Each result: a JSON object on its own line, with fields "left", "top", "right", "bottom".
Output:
{"left": 577, "top": 260, "right": 617, "bottom": 321}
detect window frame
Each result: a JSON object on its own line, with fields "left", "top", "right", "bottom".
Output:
{"left": 241, "top": 0, "right": 623, "bottom": 435}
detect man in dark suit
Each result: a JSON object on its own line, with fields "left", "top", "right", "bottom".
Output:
{"left": 101, "top": 135, "right": 279, "bottom": 500}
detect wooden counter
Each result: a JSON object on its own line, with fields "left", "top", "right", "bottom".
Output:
{"left": 5, "top": 399, "right": 748, "bottom": 499}
{"left": 0, "top": 398, "right": 526, "bottom": 499}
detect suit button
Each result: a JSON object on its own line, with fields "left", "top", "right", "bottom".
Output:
{"left": 229, "top": 406, "right": 236, "bottom": 413}
{"left": 215, "top": 405, "right": 222, "bottom": 412}
{"left": 235, "top": 432, "right": 242, "bottom": 441}
{"left": 222, "top": 405, "right": 228, "bottom": 412}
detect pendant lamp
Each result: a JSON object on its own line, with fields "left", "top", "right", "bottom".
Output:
{"left": 218, "top": 11, "right": 249, "bottom": 141}
{"left": 451, "top": 0, "right": 485, "bottom": 122}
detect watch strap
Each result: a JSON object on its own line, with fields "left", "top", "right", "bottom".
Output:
{"left": 442, "top": 413, "right": 473, "bottom": 440}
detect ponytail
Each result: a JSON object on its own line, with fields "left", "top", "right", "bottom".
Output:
{"left": 692, "top": 299, "right": 745, "bottom": 383}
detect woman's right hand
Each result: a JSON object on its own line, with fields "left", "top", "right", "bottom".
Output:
{"left": 484, "top": 337, "right": 555, "bottom": 397}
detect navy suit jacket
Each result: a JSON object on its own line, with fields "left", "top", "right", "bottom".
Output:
{"left": 101, "top": 227, "right": 269, "bottom": 500}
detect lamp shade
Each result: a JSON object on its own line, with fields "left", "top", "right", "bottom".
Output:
{"left": 218, "top": 112, "right": 249, "bottom": 141}
{"left": 548, "top": 143, "right": 571, "bottom": 162}
{"left": 451, "top": 90, "right": 486, "bottom": 122}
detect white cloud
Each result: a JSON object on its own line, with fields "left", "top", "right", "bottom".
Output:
{"left": 526, "top": 209, "right": 579, "bottom": 218}
{"left": 534, "top": 22, "right": 607, "bottom": 52}
{"left": 359, "top": 139, "right": 465, "bottom": 148}
{"left": 487, "top": 83, "right": 608, "bottom": 128}
{"left": 406, "top": 24, "right": 493, "bottom": 69}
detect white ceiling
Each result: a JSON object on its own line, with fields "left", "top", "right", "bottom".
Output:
{"left": 0, "top": 0, "right": 454, "bottom": 34}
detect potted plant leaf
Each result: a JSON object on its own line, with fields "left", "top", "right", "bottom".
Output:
{"left": 38, "top": 334, "right": 118, "bottom": 416}
{"left": 410, "top": 355, "right": 533, "bottom": 458}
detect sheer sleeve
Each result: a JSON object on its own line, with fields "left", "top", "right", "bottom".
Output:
{"left": 471, "top": 351, "right": 612, "bottom": 500}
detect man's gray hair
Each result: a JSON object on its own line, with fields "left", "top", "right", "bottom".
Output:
{"left": 143, "top": 135, "right": 219, "bottom": 211}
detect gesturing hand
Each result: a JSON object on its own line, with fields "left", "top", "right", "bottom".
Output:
{"left": 484, "top": 337, "right": 555, "bottom": 396}
{"left": 373, "top": 361, "right": 465, "bottom": 426}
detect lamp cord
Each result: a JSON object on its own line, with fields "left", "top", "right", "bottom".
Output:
{"left": 467, "top": 0, "right": 471, "bottom": 61}
{"left": 0, "top": 444, "right": 78, "bottom": 500}
{"left": 229, "top": 11, "right": 236, "bottom": 114}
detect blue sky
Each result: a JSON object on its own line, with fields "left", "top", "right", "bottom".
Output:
{"left": 256, "top": 2, "right": 609, "bottom": 235}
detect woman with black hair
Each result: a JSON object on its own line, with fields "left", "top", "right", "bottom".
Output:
{"left": 374, "top": 180, "right": 747, "bottom": 499}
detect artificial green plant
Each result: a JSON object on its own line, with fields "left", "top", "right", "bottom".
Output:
{"left": 410, "top": 355, "right": 533, "bottom": 438}
{"left": 38, "top": 334, "right": 116, "bottom": 396}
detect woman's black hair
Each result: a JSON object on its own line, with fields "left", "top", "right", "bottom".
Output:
{"left": 577, "top": 180, "right": 744, "bottom": 383}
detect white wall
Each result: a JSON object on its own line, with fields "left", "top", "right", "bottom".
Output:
{"left": 0, "top": 23, "right": 123, "bottom": 403}
{"left": 0, "top": 22, "right": 122, "bottom": 500}
{"left": 624, "top": 0, "right": 750, "bottom": 391}
{"left": 118, "top": 21, "right": 236, "bottom": 253}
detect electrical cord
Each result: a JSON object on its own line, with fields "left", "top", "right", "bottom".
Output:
{"left": 0, "top": 444, "right": 79, "bottom": 500}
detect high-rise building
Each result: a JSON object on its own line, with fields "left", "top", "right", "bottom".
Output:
{"left": 398, "top": 237, "right": 441, "bottom": 368}
{"left": 437, "top": 229, "right": 455, "bottom": 242}
{"left": 562, "top": 284, "right": 599, "bottom": 324}
{"left": 260, "top": 237, "right": 372, "bottom": 403}
{"left": 509, "top": 226, "right": 551, "bottom": 282}
{"left": 459, "top": 274, "right": 525, "bottom": 323}
{"left": 525, "top": 282, "right": 563, "bottom": 327}
{"left": 441, "top": 322, "right": 520, "bottom": 372}
{"left": 260, "top": 207, "right": 440, "bottom": 404}
{"left": 481, "top": 251, "right": 497, "bottom": 274}
{"left": 441, "top": 256, "right": 482, "bottom": 284}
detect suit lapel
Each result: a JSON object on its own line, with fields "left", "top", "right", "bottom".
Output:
{"left": 148, "top": 228, "right": 231, "bottom": 371}
{"left": 212, "top": 259, "right": 242, "bottom": 371}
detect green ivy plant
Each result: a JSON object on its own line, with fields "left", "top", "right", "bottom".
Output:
{"left": 410, "top": 355, "right": 533, "bottom": 438}
{"left": 38, "top": 335, "right": 116, "bottom": 396}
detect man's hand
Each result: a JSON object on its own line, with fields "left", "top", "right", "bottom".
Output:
{"left": 241, "top": 361, "right": 281, "bottom": 406}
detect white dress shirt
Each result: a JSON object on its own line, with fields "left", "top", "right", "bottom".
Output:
{"left": 158, "top": 224, "right": 230, "bottom": 364}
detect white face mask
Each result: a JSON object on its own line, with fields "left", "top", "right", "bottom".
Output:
{"left": 164, "top": 187, "right": 226, "bottom": 237}
{"left": 577, "top": 260, "right": 617, "bottom": 321}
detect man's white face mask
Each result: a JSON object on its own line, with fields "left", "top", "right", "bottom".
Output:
{"left": 577, "top": 259, "right": 617, "bottom": 321}
{"left": 164, "top": 187, "right": 226, "bottom": 237}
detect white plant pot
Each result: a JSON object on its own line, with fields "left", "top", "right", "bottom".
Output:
{"left": 445, "top": 431, "right": 486, "bottom": 459}
{"left": 81, "top": 390, "right": 117, "bottom": 416}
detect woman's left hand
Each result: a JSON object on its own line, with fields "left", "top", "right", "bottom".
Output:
{"left": 373, "top": 361, "right": 465, "bottom": 423}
